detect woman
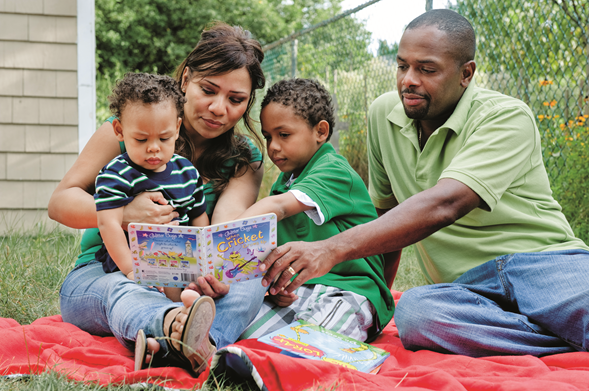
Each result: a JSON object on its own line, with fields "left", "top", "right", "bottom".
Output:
{"left": 49, "top": 22, "right": 268, "bottom": 374}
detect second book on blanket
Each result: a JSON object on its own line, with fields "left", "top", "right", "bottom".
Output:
{"left": 128, "top": 213, "right": 277, "bottom": 288}
{"left": 258, "top": 319, "right": 390, "bottom": 374}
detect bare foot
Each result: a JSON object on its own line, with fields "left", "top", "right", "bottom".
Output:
{"left": 169, "top": 290, "right": 201, "bottom": 351}
{"left": 143, "top": 337, "right": 160, "bottom": 365}
{"left": 143, "top": 290, "right": 201, "bottom": 364}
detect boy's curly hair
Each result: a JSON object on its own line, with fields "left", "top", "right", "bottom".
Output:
{"left": 261, "top": 79, "right": 334, "bottom": 140}
{"left": 108, "top": 73, "right": 186, "bottom": 119}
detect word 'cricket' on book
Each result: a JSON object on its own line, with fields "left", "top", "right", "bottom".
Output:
{"left": 258, "top": 320, "right": 390, "bottom": 374}
{"left": 128, "top": 213, "right": 277, "bottom": 287}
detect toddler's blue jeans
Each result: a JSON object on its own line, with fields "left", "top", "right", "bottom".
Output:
{"left": 395, "top": 249, "right": 589, "bottom": 356}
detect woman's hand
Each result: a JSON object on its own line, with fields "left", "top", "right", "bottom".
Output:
{"left": 186, "top": 275, "right": 230, "bottom": 299}
{"left": 121, "top": 192, "right": 179, "bottom": 230}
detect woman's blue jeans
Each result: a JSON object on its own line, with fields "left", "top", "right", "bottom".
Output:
{"left": 395, "top": 249, "right": 589, "bottom": 357}
{"left": 59, "top": 260, "right": 268, "bottom": 353}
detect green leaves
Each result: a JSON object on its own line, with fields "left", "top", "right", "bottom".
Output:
{"left": 95, "top": 0, "right": 345, "bottom": 76}
{"left": 95, "top": 0, "right": 347, "bottom": 125}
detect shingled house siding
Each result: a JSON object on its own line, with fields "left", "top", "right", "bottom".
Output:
{"left": 0, "top": 0, "right": 78, "bottom": 234}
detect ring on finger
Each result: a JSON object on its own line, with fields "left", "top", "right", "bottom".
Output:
{"left": 286, "top": 266, "right": 296, "bottom": 275}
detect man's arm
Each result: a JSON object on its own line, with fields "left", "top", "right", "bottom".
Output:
{"left": 260, "top": 178, "right": 483, "bottom": 294}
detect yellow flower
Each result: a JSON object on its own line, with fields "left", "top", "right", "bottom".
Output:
{"left": 550, "top": 100, "right": 557, "bottom": 107}
{"left": 538, "top": 115, "right": 545, "bottom": 120}
{"left": 560, "top": 123, "right": 566, "bottom": 130}
{"left": 539, "top": 79, "right": 553, "bottom": 86}
{"left": 543, "top": 101, "right": 549, "bottom": 106}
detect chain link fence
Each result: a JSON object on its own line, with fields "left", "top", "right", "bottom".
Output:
{"left": 258, "top": 0, "right": 398, "bottom": 183}
{"left": 454, "top": 0, "right": 589, "bottom": 183}
{"left": 258, "top": 0, "right": 589, "bottom": 184}
{"left": 257, "top": 0, "right": 589, "bottom": 240}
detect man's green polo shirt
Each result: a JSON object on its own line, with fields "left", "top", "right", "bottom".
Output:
{"left": 272, "top": 143, "right": 394, "bottom": 333}
{"left": 367, "top": 84, "right": 589, "bottom": 284}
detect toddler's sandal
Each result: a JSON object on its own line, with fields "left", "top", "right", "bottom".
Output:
{"left": 178, "top": 295, "right": 217, "bottom": 376}
{"left": 134, "top": 329, "right": 148, "bottom": 371}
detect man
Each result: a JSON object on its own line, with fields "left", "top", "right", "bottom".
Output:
{"left": 258, "top": 9, "right": 589, "bottom": 357}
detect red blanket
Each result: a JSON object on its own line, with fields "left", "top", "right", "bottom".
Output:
{"left": 2, "top": 291, "right": 589, "bottom": 390}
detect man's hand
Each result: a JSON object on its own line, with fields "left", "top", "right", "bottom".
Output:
{"left": 186, "top": 274, "right": 230, "bottom": 299}
{"left": 260, "top": 240, "right": 337, "bottom": 295}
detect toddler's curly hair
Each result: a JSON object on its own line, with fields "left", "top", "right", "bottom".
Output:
{"left": 261, "top": 79, "right": 334, "bottom": 140}
{"left": 108, "top": 73, "right": 186, "bottom": 119}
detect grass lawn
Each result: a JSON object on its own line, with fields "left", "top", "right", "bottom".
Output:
{"left": 0, "top": 222, "right": 426, "bottom": 390}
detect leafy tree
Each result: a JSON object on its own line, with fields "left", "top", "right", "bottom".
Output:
{"left": 376, "top": 40, "right": 398, "bottom": 59}
{"left": 95, "top": 0, "right": 346, "bottom": 121}
{"left": 96, "top": 0, "right": 350, "bottom": 76}
{"left": 550, "top": 0, "right": 588, "bottom": 47}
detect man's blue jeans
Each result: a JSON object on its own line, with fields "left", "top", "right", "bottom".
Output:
{"left": 395, "top": 249, "right": 589, "bottom": 357}
{"left": 59, "top": 260, "right": 268, "bottom": 353}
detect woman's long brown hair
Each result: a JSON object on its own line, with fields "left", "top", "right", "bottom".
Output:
{"left": 174, "top": 22, "right": 265, "bottom": 196}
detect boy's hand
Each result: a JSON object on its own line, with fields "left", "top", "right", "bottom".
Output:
{"left": 186, "top": 275, "right": 230, "bottom": 299}
{"left": 126, "top": 270, "right": 135, "bottom": 280}
{"left": 268, "top": 289, "right": 298, "bottom": 307}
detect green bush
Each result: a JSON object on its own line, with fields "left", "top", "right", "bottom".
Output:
{"left": 543, "top": 115, "right": 589, "bottom": 244}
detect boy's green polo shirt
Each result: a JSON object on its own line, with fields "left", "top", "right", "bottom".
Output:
{"left": 272, "top": 143, "right": 394, "bottom": 332}
{"left": 367, "top": 84, "right": 589, "bottom": 284}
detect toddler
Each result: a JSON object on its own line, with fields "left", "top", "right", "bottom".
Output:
{"left": 94, "top": 73, "right": 209, "bottom": 302}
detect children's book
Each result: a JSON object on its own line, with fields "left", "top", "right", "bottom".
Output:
{"left": 258, "top": 320, "right": 390, "bottom": 374}
{"left": 127, "top": 213, "right": 277, "bottom": 288}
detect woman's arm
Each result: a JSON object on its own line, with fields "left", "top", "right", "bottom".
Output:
{"left": 210, "top": 162, "right": 264, "bottom": 224}
{"left": 188, "top": 162, "right": 264, "bottom": 298}
{"left": 48, "top": 122, "right": 122, "bottom": 228}
{"left": 48, "top": 121, "right": 179, "bottom": 229}
{"left": 190, "top": 212, "right": 209, "bottom": 227}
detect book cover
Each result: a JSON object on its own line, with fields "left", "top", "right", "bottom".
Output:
{"left": 258, "top": 320, "right": 390, "bottom": 374}
{"left": 128, "top": 213, "right": 277, "bottom": 287}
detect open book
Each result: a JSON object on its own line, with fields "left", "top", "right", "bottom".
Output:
{"left": 127, "top": 213, "right": 277, "bottom": 288}
{"left": 258, "top": 320, "right": 390, "bottom": 374}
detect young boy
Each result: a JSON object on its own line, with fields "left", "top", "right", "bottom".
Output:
{"left": 237, "top": 78, "right": 394, "bottom": 342}
{"left": 94, "top": 73, "right": 209, "bottom": 302}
